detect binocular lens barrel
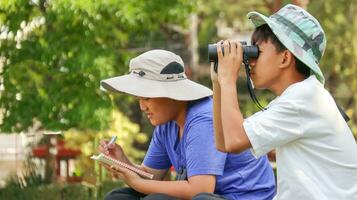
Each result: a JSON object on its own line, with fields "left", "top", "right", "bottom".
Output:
{"left": 208, "top": 43, "right": 259, "bottom": 62}
{"left": 208, "top": 44, "right": 219, "bottom": 62}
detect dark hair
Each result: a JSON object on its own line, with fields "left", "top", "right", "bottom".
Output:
{"left": 251, "top": 24, "right": 310, "bottom": 77}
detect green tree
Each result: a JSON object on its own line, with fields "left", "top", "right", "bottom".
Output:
{"left": 310, "top": 0, "right": 357, "bottom": 135}
{"left": 195, "top": 0, "right": 357, "bottom": 136}
{"left": 0, "top": 0, "right": 194, "bottom": 133}
{"left": 64, "top": 110, "right": 148, "bottom": 181}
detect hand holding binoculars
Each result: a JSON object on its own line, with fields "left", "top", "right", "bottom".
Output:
{"left": 208, "top": 41, "right": 266, "bottom": 110}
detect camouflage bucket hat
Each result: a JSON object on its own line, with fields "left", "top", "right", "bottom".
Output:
{"left": 247, "top": 4, "right": 326, "bottom": 84}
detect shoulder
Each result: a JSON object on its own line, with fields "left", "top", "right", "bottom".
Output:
{"left": 183, "top": 98, "right": 214, "bottom": 140}
{"left": 281, "top": 75, "right": 324, "bottom": 102}
{"left": 186, "top": 97, "right": 212, "bottom": 121}
{"left": 278, "top": 76, "right": 337, "bottom": 115}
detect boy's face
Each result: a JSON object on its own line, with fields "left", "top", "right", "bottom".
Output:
{"left": 249, "top": 39, "right": 284, "bottom": 90}
{"left": 138, "top": 97, "right": 181, "bottom": 126}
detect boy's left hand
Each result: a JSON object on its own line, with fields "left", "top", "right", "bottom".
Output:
{"left": 108, "top": 164, "right": 142, "bottom": 187}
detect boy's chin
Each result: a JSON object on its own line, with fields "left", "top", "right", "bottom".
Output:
{"left": 149, "top": 120, "right": 165, "bottom": 126}
{"left": 254, "top": 85, "right": 265, "bottom": 90}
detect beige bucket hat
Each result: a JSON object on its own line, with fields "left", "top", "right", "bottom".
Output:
{"left": 100, "top": 49, "right": 212, "bottom": 101}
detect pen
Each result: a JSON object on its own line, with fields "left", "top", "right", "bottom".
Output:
{"left": 105, "top": 135, "right": 117, "bottom": 153}
{"left": 108, "top": 135, "right": 117, "bottom": 145}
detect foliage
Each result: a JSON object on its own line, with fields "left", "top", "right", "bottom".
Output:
{"left": 3, "top": 158, "right": 47, "bottom": 190}
{"left": 196, "top": 0, "right": 357, "bottom": 136}
{"left": 1, "top": 153, "right": 124, "bottom": 199}
{"left": 309, "top": 0, "right": 357, "bottom": 135}
{"left": 0, "top": 180, "right": 123, "bottom": 200}
{"left": 0, "top": 0, "right": 194, "bottom": 133}
{"left": 195, "top": 0, "right": 268, "bottom": 62}
{"left": 63, "top": 109, "right": 148, "bottom": 180}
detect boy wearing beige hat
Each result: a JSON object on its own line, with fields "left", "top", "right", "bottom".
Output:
{"left": 98, "top": 49, "right": 276, "bottom": 200}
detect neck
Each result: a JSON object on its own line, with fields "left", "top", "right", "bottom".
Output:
{"left": 271, "top": 71, "right": 306, "bottom": 96}
{"left": 174, "top": 102, "right": 187, "bottom": 138}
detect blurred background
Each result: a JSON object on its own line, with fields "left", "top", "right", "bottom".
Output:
{"left": 0, "top": 0, "right": 356, "bottom": 199}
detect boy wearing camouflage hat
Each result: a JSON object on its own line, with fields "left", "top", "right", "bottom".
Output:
{"left": 212, "top": 4, "right": 357, "bottom": 200}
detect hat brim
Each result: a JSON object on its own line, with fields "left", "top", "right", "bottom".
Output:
{"left": 247, "top": 11, "right": 325, "bottom": 84}
{"left": 100, "top": 74, "right": 213, "bottom": 101}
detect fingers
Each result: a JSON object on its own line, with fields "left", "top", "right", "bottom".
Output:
{"left": 99, "top": 140, "right": 120, "bottom": 155}
{"left": 236, "top": 41, "right": 243, "bottom": 57}
{"left": 217, "top": 40, "right": 240, "bottom": 57}
{"left": 99, "top": 140, "right": 110, "bottom": 155}
{"left": 100, "top": 163, "right": 123, "bottom": 179}
{"left": 107, "top": 142, "right": 116, "bottom": 149}
{"left": 109, "top": 165, "right": 133, "bottom": 179}
{"left": 217, "top": 40, "right": 224, "bottom": 61}
{"left": 231, "top": 41, "right": 239, "bottom": 55}
{"left": 112, "top": 165, "right": 133, "bottom": 174}
{"left": 99, "top": 140, "right": 109, "bottom": 147}
{"left": 109, "top": 166, "right": 124, "bottom": 179}
{"left": 223, "top": 40, "right": 230, "bottom": 55}
{"left": 112, "top": 174, "right": 119, "bottom": 179}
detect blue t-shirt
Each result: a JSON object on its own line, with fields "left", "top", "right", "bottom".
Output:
{"left": 143, "top": 97, "right": 276, "bottom": 200}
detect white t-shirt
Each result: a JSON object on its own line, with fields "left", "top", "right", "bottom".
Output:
{"left": 244, "top": 75, "right": 357, "bottom": 200}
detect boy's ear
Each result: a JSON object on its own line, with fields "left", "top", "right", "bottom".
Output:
{"left": 279, "top": 50, "right": 294, "bottom": 69}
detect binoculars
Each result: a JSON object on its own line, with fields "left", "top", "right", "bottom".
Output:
{"left": 208, "top": 42, "right": 259, "bottom": 72}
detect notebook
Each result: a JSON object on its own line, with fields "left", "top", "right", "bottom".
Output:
{"left": 91, "top": 153, "right": 154, "bottom": 179}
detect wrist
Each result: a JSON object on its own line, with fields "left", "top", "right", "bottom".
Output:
{"left": 210, "top": 73, "right": 219, "bottom": 82}
{"left": 128, "top": 176, "right": 143, "bottom": 189}
{"left": 211, "top": 78, "right": 219, "bottom": 85}
{"left": 218, "top": 78, "right": 237, "bottom": 86}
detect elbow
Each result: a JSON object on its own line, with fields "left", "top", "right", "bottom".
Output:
{"left": 187, "top": 186, "right": 215, "bottom": 200}
{"left": 225, "top": 144, "right": 244, "bottom": 154}
{"left": 222, "top": 127, "right": 250, "bottom": 153}
{"left": 215, "top": 144, "right": 229, "bottom": 153}
{"left": 224, "top": 140, "right": 246, "bottom": 154}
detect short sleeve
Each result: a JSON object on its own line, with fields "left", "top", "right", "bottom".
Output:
{"left": 185, "top": 115, "right": 227, "bottom": 177}
{"left": 143, "top": 127, "right": 172, "bottom": 170}
{"left": 243, "top": 99, "right": 303, "bottom": 157}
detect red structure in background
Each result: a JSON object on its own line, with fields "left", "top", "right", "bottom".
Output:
{"left": 32, "top": 139, "right": 81, "bottom": 182}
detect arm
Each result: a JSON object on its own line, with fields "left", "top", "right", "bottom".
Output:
{"left": 99, "top": 140, "right": 167, "bottom": 180}
{"left": 133, "top": 175, "right": 215, "bottom": 199}
{"left": 215, "top": 40, "right": 252, "bottom": 153}
{"left": 140, "top": 165, "right": 168, "bottom": 181}
{"left": 110, "top": 166, "right": 216, "bottom": 200}
{"left": 219, "top": 80, "right": 251, "bottom": 153}
{"left": 211, "top": 63, "right": 227, "bottom": 152}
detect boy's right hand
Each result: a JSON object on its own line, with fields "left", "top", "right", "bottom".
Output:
{"left": 98, "top": 140, "right": 126, "bottom": 161}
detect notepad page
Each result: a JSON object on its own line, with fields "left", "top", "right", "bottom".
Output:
{"left": 91, "top": 153, "right": 154, "bottom": 179}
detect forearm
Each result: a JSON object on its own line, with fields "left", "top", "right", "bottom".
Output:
{"left": 132, "top": 179, "right": 208, "bottom": 200}
{"left": 212, "top": 81, "right": 227, "bottom": 152}
{"left": 220, "top": 81, "right": 249, "bottom": 153}
{"left": 120, "top": 155, "right": 133, "bottom": 166}
{"left": 138, "top": 164, "right": 168, "bottom": 181}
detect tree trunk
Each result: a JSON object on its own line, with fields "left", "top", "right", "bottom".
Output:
{"left": 188, "top": 13, "right": 199, "bottom": 80}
